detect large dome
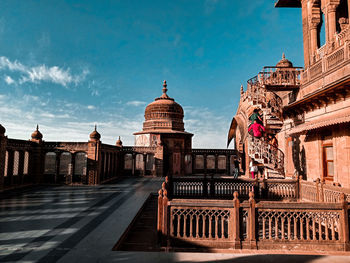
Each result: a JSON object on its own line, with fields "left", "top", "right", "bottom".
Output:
{"left": 142, "top": 80, "right": 185, "bottom": 132}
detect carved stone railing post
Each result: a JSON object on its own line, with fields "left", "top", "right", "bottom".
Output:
{"left": 157, "top": 189, "right": 163, "bottom": 242}
{"left": 209, "top": 174, "right": 215, "bottom": 198}
{"left": 296, "top": 175, "right": 302, "bottom": 200}
{"left": 248, "top": 191, "right": 257, "bottom": 249}
{"left": 340, "top": 193, "right": 350, "bottom": 250}
{"left": 315, "top": 178, "right": 320, "bottom": 202}
{"left": 162, "top": 189, "right": 169, "bottom": 247}
{"left": 203, "top": 175, "right": 208, "bottom": 197}
{"left": 232, "top": 191, "right": 241, "bottom": 249}
{"left": 320, "top": 180, "right": 325, "bottom": 202}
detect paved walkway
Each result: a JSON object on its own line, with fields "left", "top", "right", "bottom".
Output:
{"left": 0, "top": 177, "right": 349, "bottom": 263}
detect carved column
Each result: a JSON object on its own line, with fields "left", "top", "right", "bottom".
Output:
{"left": 327, "top": 4, "right": 338, "bottom": 43}
{"left": 302, "top": 0, "right": 311, "bottom": 67}
{"left": 310, "top": 23, "right": 319, "bottom": 62}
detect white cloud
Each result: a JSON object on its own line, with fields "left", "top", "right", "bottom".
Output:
{"left": 184, "top": 105, "right": 230, "bottom": 149}
{"left": 126, "top": 100, "right": 147, "bottom": 107}
{"left": 4, "top": 75, "right": 15, "bottom": 85}
{"left": 0, "top": 56, "right": 88, "bottom": 87}
{"left": 87, "top": 105, "right": 96, "bottom": 110}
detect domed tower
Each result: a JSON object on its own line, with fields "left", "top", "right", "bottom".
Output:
{"left": 276, "top": 53, "right": 293, "bottom": 68}
{"left": 134, "top": 80, "right": 193, "bottom": 176}
{"left": 31, "top": 125, "right": 43, "bottom": 143}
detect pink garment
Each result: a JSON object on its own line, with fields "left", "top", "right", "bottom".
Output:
{"left": 248, "top": 123, "right": 265, "bottom": 138}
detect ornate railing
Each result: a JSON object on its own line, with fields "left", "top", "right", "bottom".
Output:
{"left": 300, "top": 178, "right": 350, "bottom": 203}
{"left": 304, "top": 28, "right": 350, "bottom": 83}
{"left": 158, "top": 189, "right": 350, "bottom": 251}
{"left": 166, "top": 176, "right": 297, "bottom": 200}
{"left": 260, "top": 67, "right": 302, "bottom": 86}
{"left": 247, "top": 135, "right": 284, "bottom": 174}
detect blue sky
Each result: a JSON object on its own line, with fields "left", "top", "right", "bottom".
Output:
{"left": 0, "top": 0, "right": 303, "bottom": 148}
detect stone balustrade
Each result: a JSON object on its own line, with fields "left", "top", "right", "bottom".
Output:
{"left": 157, "top": 187, "right": 350, "bottom": 251}
{"left": 166, "top": 176, "right": 298, "bottom": 200}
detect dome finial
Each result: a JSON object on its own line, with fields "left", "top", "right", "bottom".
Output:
{"left": 90, "top": 124, "right": 101, "bottom": 141}
{"left": 282, "top": 52, "right": 285, "bottom": 59}
{"left": 31, "top": 124, "right": 43, "bottom": 141}
{"left": 162, "top": 80, "right": 168, "bottom": 94}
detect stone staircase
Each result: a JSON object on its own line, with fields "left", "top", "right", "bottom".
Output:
{"left": 245, "top": 74, "right": 286, "bottom": 177}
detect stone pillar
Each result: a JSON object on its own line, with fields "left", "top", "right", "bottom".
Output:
{"left": 327, "top": 4, "right": 338, "bottom": 43}
{"left": 302, "top": 0, "right": 311, "bottom": 68}
{"left": 310, "top": 23, "right": 319, "bottom": 62}
{"left": 155, "top": 142, "right": 164, "bottom": 177}
{"left": 87, "top": 140, "right": 101, "bottom": 185}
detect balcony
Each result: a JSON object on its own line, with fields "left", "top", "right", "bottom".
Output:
{"left": 303, "top": 27, "right": 350, "bottom": 84}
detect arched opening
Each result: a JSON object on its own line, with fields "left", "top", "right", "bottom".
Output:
{"left": 74, "top": 152, "right": 87, "bottom": 184}
{"left": 206, "top": 155, "right": 215, "bottom": 170}
{"left": 218, "top": 155, "right": 226, "bottom": 170}
{"left": 195, "top": 155, "right": 204, "bottom": 170}
{"left": 336, "top": 0, "right": 349, "bottom": 33}
{"left": 44, "top": 152, "right": 57, "bottom": 183}
{"left": 146, "top": 154, "right": 154, "bottom": 175}
{"left": 59, "top": 152, "right": 72, "bottom": 183}
{"left": 13, "top": 151, "right": 19, "bottom": 176}
{"left": 135, "top": 154, "right": 144, "bottom": 175}
{"left": 184, "top": 154, "right": 192, "bottom": 175}
{"left": 317, "top": 12, "right": 326, "bottom": 48}
{"left": 124, "top": 153, "right": 133, "bottom": 171}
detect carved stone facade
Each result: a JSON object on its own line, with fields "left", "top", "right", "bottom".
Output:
{"left": 229, "top": 0, "right": 350, "bottom": 188}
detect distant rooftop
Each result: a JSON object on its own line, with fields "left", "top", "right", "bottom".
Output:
{"left": 275, "top": 0, "right": 301, "bottom": 8}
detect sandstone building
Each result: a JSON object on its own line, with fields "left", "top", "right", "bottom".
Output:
{"left": 0, "top": 81, "right": 238, "bottom": 191}
{"left": 229, "top": 0, "right": 350, "bottom": 187}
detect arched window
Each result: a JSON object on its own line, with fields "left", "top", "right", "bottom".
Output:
{"left": 146, "top": 154, "right": 154, "bottom": 170}
{"left": 206, "top": 155, "right": 215, "bottom": 169}
{"left": 124, "top": 154, "right": 133, "bottom": 170}
{"left": 23, "top": 151, "right": 29, "bottom": 175}
{"left": 218, "top": 155, "right": 226, "bottom": 170}
{"left": 135, "top": 154, "right": 144, "bottom": 170}
{"left": 4, "top": 151, "right": 8, "bottom": 177}
{"left": 74, "top": 152, "right": 87, "bottom": 176}
{"left": 13, "top": 151, "right": 19, "bottom": 176}
{"left": 59, "top": 152, "right": 72, "bottom": 175}
{"left": 184, "top": 154, "right": 192, "bottom": 174}
{"left": 195, "top": 155, "right": 204, "bottom": 169}
{"left": 44, "top": 152, "right": 57, "bottom": 174}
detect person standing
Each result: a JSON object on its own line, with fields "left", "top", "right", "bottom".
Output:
{"left": 248, "top": 120, "right": 265, "bottom": 138}
{"left": 249, "top": 160, "right": 258, "bottom": 179}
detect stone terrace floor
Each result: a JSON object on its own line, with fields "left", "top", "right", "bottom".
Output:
{"left": 0, "top": 177, "right": 350, "bottom": 263}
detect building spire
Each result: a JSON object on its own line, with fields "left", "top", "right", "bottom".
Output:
{"left": 36, "top": 124, "right": 39, "bottom": 131}
{"left": 159, "top": 80, "right": 170, "bottom": 99}
{"left": 282, "top": 52, "right": 285, "bottom": 59}
{"left": 94, "top": 124, "right": 97, "bottom": 131}
{"left": 162, "top": 80, "right": 168, "bottom": 94}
